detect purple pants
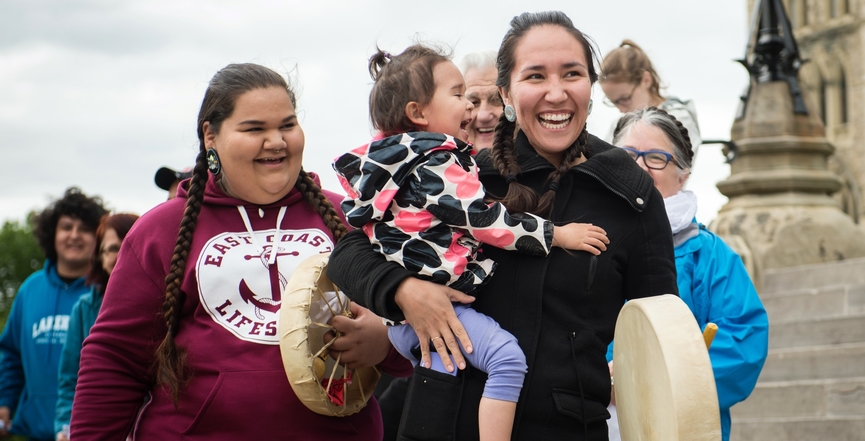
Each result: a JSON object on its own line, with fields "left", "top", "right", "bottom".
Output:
{"left": 388, "top": 304, "right": 527, "bottom": 402}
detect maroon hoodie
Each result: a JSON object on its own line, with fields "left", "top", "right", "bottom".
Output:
{"left": 71, "top": 173, "right": 410, "bottom": 440}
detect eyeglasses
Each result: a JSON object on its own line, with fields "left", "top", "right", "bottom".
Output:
{"left": 620, "top": 147, "right": 680, "bottom": 170}
{"left": 603, "top": 83, "right": 639, "bottom": 108}
{"left": 101, "top": 244, "right": 121, "bottom": 256}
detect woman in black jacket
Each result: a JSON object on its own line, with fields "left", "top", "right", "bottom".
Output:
{"left": 328, "top": 11, "right": 678, "bottom": 440}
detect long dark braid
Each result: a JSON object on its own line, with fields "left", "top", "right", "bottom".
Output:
{"left": 296, "top": 169, "right": 348, "bottom": 243}
{"left": 155, "top": 144, "right": 208, "bottom": 403}
{"left": 533, "top": 126, "right": 589, "bottom": 217}
{"left": 154, "top": 63, "right": 294, "bottom": 405}
{"left": 489, "top": 113, "right": 540, "bottom": 214}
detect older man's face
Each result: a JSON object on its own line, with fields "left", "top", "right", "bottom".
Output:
{"left": 464, "top": 65, "right": 502, "bottom": 150}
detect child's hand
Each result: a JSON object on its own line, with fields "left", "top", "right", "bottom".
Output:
{"left": 552, "top": 223, "right": 609, "bottom": 255}
{"left": 325, "top": 302, "right": 392, "bottom": 370}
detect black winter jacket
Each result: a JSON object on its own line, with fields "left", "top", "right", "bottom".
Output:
{"left": 327, "top": 131, "right": 678, "bottom": 440}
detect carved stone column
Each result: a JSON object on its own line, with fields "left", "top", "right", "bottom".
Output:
{"left": 711, "top": 0, "right": 865, "bottom": 288}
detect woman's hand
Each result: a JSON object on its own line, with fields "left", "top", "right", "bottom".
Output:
{"left": 325, "top": 302, "right": 391, "bottom": 369}
{"left": 395, "top": 277, "right": 475, "bottom": 373}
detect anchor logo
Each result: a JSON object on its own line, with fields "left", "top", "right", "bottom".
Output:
{"left": 238, "top": 246, "right": 299, "bottom": 319}
{"left": 197, "top": 228, "right": 334, "bottom": 344}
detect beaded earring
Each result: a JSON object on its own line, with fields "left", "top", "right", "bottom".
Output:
{"left": 206, "top": 148, "right": 221, "bottom": 175}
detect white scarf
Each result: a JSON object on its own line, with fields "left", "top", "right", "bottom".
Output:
{"left": 664, "top": 190, "right": 698, "bottom": 234}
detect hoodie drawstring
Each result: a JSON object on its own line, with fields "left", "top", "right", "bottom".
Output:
{"left": 236, "top": 205, "right": 288, "bottom": 265}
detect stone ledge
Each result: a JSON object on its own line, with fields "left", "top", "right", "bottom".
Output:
{"left": 763, "top": 256, "right": 865, "bottom": 293}
{"left": 730, "top": 417, "right": 865, "bottom": 441}
{"left": 769, "top": 314, "right": 865, "bottom": 349}
{"left": 762, "top": 286, "right": 847, "bottom": 322}
{"left": 732, "top": 377, "right": 865, "bottom": 419}
{"left": 760, "top": 343, "right": 865, "bottom": 382}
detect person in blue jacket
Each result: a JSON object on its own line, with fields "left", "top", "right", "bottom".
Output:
{"left": 54, "top": 213, "right": 138, "bottom": 441}
{"left": 0, "top": 187, "right": 106, "bottom": 441}
{"left": 608, "top": 107, "right": 769, "bottom": 441}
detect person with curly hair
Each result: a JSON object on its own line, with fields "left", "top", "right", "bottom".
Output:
{"left": 0, "top": 187, "right": 107, "bottom": 441}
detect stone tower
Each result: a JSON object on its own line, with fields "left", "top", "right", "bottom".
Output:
{"left": 748, "top": 0, "right": 865, "bottom": 222}
{"left": 712, "top": 0, "right": 865, "bottom": 287}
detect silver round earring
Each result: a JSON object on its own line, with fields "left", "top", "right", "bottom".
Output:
{"left": 504, "top": 105, "right": 516, "bottom": 122}
{"left": 588, "top": 99, "right": 593, "bottom": 115}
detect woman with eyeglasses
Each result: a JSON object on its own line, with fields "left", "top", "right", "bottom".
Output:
{"left": 608, "top": 107, "right": 768, "bottom": 441}
{"left": 54, "top": 213, "right": 139, "bottom": 441}
{"left": 599, "top": 40, "right": 702, "bottom": 150}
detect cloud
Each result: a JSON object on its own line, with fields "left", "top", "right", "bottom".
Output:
{"left": 0, "top": 0, "right": 751, "bottom": 223}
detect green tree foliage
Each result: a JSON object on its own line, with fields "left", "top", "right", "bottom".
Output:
{"left": 0, "top": 217, "right": 44, "bottom": 328}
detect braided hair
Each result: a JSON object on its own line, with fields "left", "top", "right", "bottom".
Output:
{"left": 155, "top": 63, "right": 347, "bottom": 404}
{"left": 491, "top": 11, "right": 599, "bottom": 217}
{"left": 612, "top": 106, "right": 694, "bottom": 173}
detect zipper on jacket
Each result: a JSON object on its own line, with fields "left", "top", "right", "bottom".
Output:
{"left": 586, "top": 255, "right": 597, "bottom": 291}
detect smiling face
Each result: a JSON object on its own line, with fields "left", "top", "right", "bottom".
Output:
{"left": 464, "top": 64, "right": 502, "bottom": 150}
{"left": 617, "top": 122, "right": 688, "bottom": 198}
{"left": 54, "top": 215, "right": 96, "bottom": 275}
{"left": 417, "top": 61, "right": 474, "bottom": 141}
{"left": 500, "top": 25, "right": 593, "bottom": 165}
{"left": 204, "top": 86, "right": 304, "bottom": 205}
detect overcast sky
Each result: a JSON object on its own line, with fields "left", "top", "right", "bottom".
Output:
{"left": 0, "top": 0, "right": 750, "bottom": 225}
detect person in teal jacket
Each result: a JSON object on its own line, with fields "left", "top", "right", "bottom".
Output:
{"left": 0, "top": 188, "right": 106, "bottom": 441}
{"left": 54, "top": 213, "right": 139, "bottom": 440}
{"left": 607, "top": 107, "right": 769, "bottom": 441}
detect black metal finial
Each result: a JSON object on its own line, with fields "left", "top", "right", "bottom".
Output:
{"left": 736, "top": 0, "right": 808, "bottom": 118}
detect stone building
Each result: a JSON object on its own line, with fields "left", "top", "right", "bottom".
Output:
{"left": 717, "top": 3, "right": 865, "bottom": 439}
{"left": 747, "top": 0, "right": 864, "bottom": 222}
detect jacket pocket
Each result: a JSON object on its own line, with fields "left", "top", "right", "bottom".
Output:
{"left": 551, "top": 388, "right": 610, "bottom": 424}
{"left": 565, "top": 326, "right": 612, "bottom": 412}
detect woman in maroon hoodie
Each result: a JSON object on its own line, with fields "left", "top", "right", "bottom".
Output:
{"left": 70, "top": 63, "right": 410, "bottom": 440}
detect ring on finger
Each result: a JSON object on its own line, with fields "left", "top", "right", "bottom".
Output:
{"left": 431, "top": 336, "right": 443, "bottom": 343}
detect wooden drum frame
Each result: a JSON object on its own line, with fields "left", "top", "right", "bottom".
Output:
{"left": 613, "top": 294, "right": 720, "bottom": 441}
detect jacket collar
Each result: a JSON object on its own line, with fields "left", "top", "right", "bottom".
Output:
{"left": 477, "top": 130, "right": 657, "bottom": 212}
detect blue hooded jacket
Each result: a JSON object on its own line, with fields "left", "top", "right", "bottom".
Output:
{"left": 674, "top": 223, "right": 768, "bottom": 440}
{"left": 54, "top": 287, "right": 102, "bottom": 435}
{"left": 609, "top": 223, "right": 769, "bottom": 441}
{"left": 0, "top": 260, "right": 89, "bottom": 440}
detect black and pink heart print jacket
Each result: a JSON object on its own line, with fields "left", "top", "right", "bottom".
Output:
{"left": 333, "top": 131, "right": 554, "bottom": 293}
